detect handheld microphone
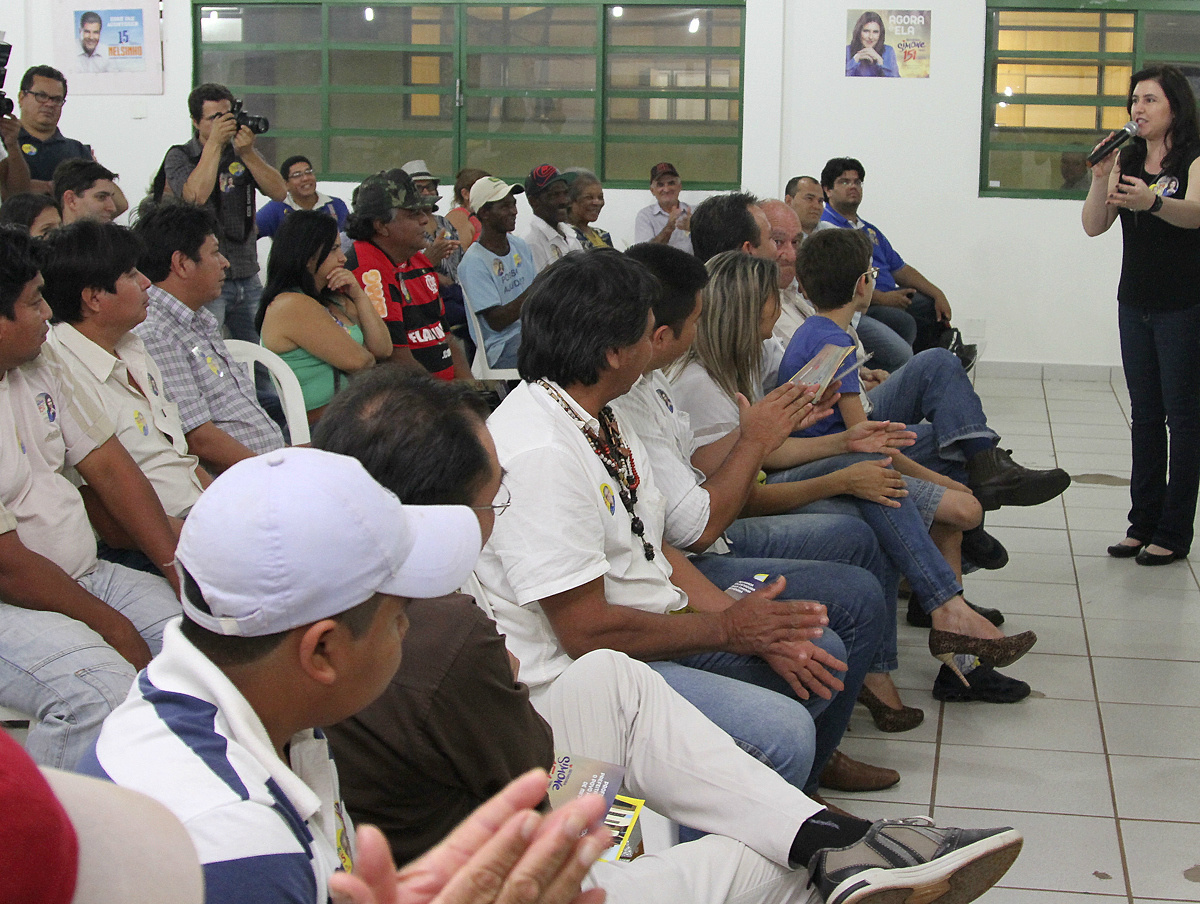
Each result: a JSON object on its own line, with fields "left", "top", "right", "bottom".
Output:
{"left": 1087, "top": 122, "right": 1139, "bottom": 166}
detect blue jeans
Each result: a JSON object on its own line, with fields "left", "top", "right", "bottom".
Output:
{"left": 693, "top": 563, "right": 882, "bottom": 797}
{"left": 856, "top": 311, "right": 912, "bottom": 373}
{"left": 867, "top": 348, "right": 998, "bottom": 484}
{"left": 868, "top": 291, "right": 942, "bottom": 354}
{"left": 0, "top": 562, "right": 181, "bottom": 768}
{"left": 205, "top": 272, "right": 262, "bottom": 343}
{"left": 1118, "top": 304, "right": 1200, "bottom": 555}
{"left": 767, "top": 452, "right": 962, "bottom": 620}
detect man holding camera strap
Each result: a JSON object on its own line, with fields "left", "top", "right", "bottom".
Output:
{"left": 160, "top": 83, "right": 286, "bottom": 343}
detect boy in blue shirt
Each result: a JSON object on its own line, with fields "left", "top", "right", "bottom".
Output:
{"left": 781, "top": 229, "right": 1069, "bottom": 516}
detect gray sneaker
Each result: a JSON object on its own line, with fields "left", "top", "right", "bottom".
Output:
{"left": 809, "top": 817, "right": 1022, "bottom": 904}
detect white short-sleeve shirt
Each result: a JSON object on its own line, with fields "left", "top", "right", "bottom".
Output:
{"left": 611, "top": 371, "right": 729, "bottom": 553}
{"left": 0, "top": 345, "right": 114, "bottom": 580}
{"left": 50, "top": 324, "right": 203, "bottom": 518}
{"left": 475, "top": 380, "right": 685, "bottom": 692}
{"left": 523, "top": 216, "right": 583, "bottom": 273}
{"left": 666, "top": 359, "right": 741, "bottom": 448}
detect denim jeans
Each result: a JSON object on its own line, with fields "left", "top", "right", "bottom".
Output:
{"left": 867, "top": 347, "right": 998, "bottom": 483}
{"left": 766, "top": 452, "right": 962, "bottom": 652}
{"left": 685, "top": 542, "right": 884, "bottom": 794}
{"left": 867, "top": 291, "right": 942, "bottom": 354}
{"left": 205, "top": 272, "right": 262, "bottom": 344}
{"left": 1118, "top": 303, "right": 1200, "bottom": 555}
{"left": 0, "top": 562, "right": 181, "bottom": 768}
{"left": 856, "top": 312, "right": 913, "bottom": 373}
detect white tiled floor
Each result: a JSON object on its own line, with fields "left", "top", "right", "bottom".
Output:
{"left": 827, "top": 372, "right": 1200, "bottom": 904}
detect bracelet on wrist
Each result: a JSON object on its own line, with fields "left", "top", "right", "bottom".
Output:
{"left": 1148, "top": 195, "right": 1164, "bottom": 214}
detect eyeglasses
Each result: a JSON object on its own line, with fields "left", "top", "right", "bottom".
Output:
{"left": 471, "top": 482, "right": 512, "bottom": 516}
{"left": 23, "top": 90, "right": 66, "bottom": 107}
{"left": 862, "top": 266, "right": 880, "bottom": 282}
{"left": 288, "top": 168, "right": 315, "bottom": 179}
{"left": 835, "top": 177, "right": 863, "bottom": 188}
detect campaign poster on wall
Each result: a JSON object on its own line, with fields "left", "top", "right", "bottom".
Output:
{"left": 845, "top": 10, "right": 932, "bottom": 79}
{"left": 52, "top": 0, "right": 163, "bottom": 94}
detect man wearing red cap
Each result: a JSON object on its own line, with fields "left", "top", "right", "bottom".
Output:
{"left": 522, "top": 163, "right": 582, "bottom": 272}
{"left": 634, "top": 162, "right": 693, "bottom": 254}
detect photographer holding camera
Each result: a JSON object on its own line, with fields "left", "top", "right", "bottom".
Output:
{"left": 160, "top": 83, "right": 286, "bottom": 342}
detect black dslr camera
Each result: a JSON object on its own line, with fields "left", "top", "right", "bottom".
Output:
{"left": 0, "top": 41, "right": 14, "bottom": 117}
{"left": 230, "top": 98, "right": 269, "bottom": 135}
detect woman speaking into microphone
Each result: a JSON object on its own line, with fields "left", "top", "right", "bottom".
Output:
{"left": 1083, "top": 65, "right": 1200, "bottom": 565}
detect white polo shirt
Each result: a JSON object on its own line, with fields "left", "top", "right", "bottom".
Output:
{"left": 475, "top": 380, "right": 683, "bottom": 692}
{"left": 83, "top": 620, "right": 353, "bottom": 904}
{"left": 50, "top": 324, "right": 203, "bottom": 518}
{"left": 523, "top": 216, "right": 583, "bottom": 273}
{"left": 610, "top": 371, "right": 728, "bottom": 554}
{"left": 0, "top": 345, "right": 113, "bottom": 580}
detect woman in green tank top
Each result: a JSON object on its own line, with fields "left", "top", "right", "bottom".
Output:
{"left": 258, "top": 210, "right": 392, "bottom": 424}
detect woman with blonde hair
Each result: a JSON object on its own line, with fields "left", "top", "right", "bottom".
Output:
{"left": 670, "top": 251, "right": 1035, "bottom": 726}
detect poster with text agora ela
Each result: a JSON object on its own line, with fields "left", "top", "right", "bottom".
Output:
{"left": 845, "top": 10, "right": 931, "bottom": 79}
{"left": 73, "top": 8, "right": 147, "bottom": 73}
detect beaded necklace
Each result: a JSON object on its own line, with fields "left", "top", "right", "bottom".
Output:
{"left": 538, "top": 380, "right": 655, "bottom": 562}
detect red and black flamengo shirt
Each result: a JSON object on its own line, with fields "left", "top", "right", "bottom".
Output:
{"left": 347, "top": 241, "right": 454, "bottom": 381}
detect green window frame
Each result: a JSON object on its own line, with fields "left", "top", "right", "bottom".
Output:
{"left": 193, "top": 1, "right": 746, "bottom": 189}
{"left": 981, "top": 0, "right": 1200, "bottom": 199}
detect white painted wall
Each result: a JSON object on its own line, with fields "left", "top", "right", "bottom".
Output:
{"left": 4, "top": 0, "right": 1124, "bottom": 366}
{"left": 760, "top": 0, "right": 1124, "bottom": 367}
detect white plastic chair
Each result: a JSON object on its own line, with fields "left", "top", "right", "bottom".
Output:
{"left": 223, "top": 340, "right": 311, "bottom": 446}
{"left": 461, "top": 287, "right": 520, "bottom": 382}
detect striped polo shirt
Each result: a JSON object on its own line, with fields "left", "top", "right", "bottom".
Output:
{"left": 80, "top": 621, "right": 354, "bottom": 904}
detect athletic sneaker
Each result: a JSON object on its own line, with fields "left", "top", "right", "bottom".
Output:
{"left": 808, "top": 816, "right": 1022, "bottom": 904}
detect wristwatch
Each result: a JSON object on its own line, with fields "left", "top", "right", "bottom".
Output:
{"left": 1149, "top": 194, "right": 1164, "bottom": 214}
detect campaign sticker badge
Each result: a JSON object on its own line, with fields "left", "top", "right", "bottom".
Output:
{"left": 35, "top": 392, "right": 57, "bottom": 423}
{"left": 1151, "top": 176, "right": 1180, "bottom": 198}
{"left": 133, "top": 410, "right": 149, "bottom": 436}
{"left": 148, "top": 373, "right": 160, "bottom": 396}
{"left": 655, "top": 388, "right": 674, "bottom": 412}
{"left": 601, "top": 483, "right": 616, "bottom": 515}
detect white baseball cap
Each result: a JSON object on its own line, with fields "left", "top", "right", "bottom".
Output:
{"left": 176, "top": 447, "right": 483, "bottom": 637}
{"left": 469, "top": 176, "right": 524, "bottom": 214}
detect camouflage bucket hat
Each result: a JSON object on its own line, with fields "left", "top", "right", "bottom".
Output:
{"left": 352, "top": 168, "right": 434, "bottom": 220}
